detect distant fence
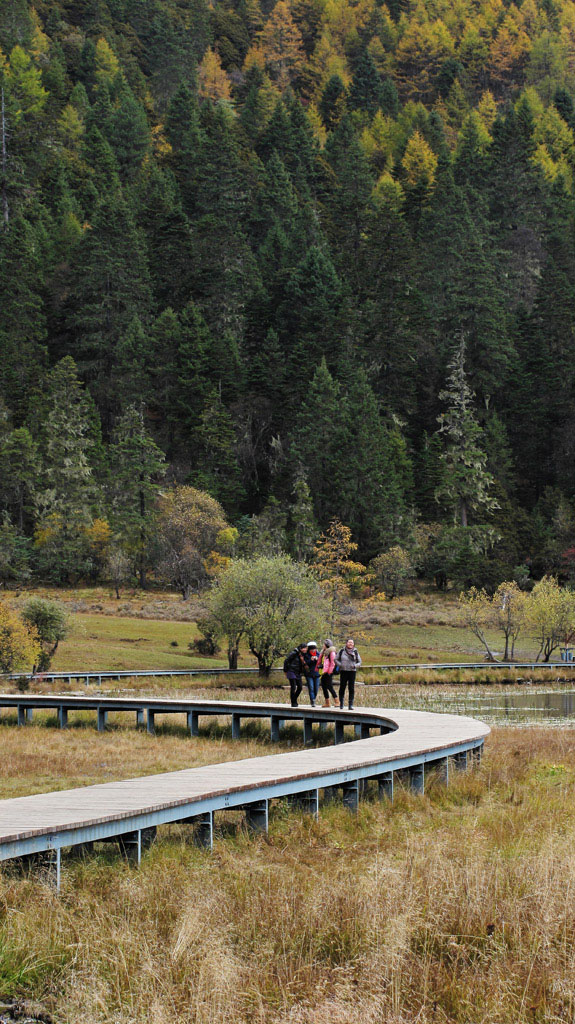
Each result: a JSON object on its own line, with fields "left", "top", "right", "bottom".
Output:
{"left": 2, "top": 661, "right": 575, "bottom": 687}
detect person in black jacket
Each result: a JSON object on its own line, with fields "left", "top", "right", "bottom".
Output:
{"left": 283, "top": 644, "right": 308, "bottom": 707}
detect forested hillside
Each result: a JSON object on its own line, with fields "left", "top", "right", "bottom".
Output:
{"left": 1, "top": 0, "right": 575, "bottom": 589}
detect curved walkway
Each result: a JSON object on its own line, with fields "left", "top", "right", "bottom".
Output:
{"left": 0, "top": 699, "right": 489, "bottom": 887}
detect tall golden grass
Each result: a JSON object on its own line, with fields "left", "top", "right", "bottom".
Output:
{"left": 1, "top": 728, "right": 575, "bottom": 1021}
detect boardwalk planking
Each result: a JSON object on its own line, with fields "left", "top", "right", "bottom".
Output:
{"left": 0, "top": 703, "right": 489, "bottom": 848}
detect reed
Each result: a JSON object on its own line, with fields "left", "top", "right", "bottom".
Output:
{"left": 1, "top": 728, "right": 574, "bottom": 1021}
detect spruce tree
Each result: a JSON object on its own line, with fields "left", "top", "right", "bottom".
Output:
{"left": 69, "top": 192, "right": 152, "bottom": 427}
{"left": 34, "top": 357, "right": 100, "bottom": 582}
{"left": 348, "top": 50, "right": 385, "bottom": 115}
{"left": 107, "top": 405, "right": 165, "bottom": 587}
{"left": 435, "top": 339, "right": 498, "bottom": 528}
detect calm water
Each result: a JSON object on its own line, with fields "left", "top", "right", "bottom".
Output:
{"left": 388, "top": 688, "right": 575, "bottom": 726}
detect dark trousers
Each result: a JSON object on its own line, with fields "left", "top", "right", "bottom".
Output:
{"left": 289, "top": 675, "right": 303, "bottom": 706}
{"left": 339, "top": 671, "right": 356, "bottom": 708}
{"left": 320, "top": 673, "right": 337, "bottom": 700}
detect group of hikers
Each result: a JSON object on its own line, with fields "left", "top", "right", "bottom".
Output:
{"left": 283, "top": 639, "right": 362, "bottom": 710}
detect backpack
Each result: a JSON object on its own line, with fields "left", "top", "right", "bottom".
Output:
{"left": 337, "top": 647, "right": 358, "bottom": 672}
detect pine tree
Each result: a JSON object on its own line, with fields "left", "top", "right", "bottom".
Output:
{"left": 349, "top": 50, "right": 385, "bottom": 115}
{"left": 69, "top": 193, "right": 152, "bottom": 427}
{"left": 34, "top": 357, "right": 99, "bottom": 583}
{"left": 319, "top": 75, "right": 347, "bottom": 131}
{"left": 289, "top": 472, "right": 317, "bottom": 561}
{"left": 325, "top": 117, "right": 375, "bottom": 283}
{"left": 193, "top": 390, "right": 245, "bottom": 514}
{"left": 107, "top": 405, "right": 166, "bottom": 587}
{"left": 435, "top": 338, "right": 498, "bottom": 527}
{"left": 0, "top": 427, "right": 39, "bottom": 530}
{"left": 0, "top": 215, "right": 47, "bottom": 420}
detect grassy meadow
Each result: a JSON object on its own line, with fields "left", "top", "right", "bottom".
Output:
{"left": 1, "top": 727, "right": 575, "bottom": 1023}
{"left": 4, "top": 585, "right": 568, "bottom": 674}
{"left": 3, "top": 588, "right": 575, "bottom": 1022}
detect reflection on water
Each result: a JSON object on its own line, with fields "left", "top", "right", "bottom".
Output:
{"left": 382, "top": 688, "right": 575, "bottom": 726}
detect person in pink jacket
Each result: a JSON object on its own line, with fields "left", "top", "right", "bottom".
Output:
{"left": 319, "top": 639, "right": 339, "bottom": 707}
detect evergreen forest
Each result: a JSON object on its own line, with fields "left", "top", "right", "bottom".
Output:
{"left": 2, "top": 0, "right": 575, "bottom": 591}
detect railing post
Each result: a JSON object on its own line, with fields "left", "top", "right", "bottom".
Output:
{"left": 97, "top": 709, "right": 108, "bottom": 733}
{"left": 187, "top": 711, "right": 199, "bottom": 737}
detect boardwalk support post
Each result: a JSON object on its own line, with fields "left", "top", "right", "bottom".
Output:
{"left": 289, "top": 789, "right": 319, "bottom": 817}
{"left": 187, "top": 711, "right": 199, "bottom": 737}
{"left": 453, "top": 750, "right": 468, "bottom": 771}
{"left": 303, "top": 719, "right": 313, "bottom": 744}
{"left": 136, "top": 709, "right": 145, "bottom": 728}
{"left": 342, "top": 779, "right": 359, "bottom": 812}
{"left": 244, "top": 799, "right": 268, "bottom": 833}
{"left": 232, "top": 714, "right": 241, "bottom": 740}
{"left": 97, "top": 709, "right": 108, "bottom": 733}
{"left": 409, "top": 763, "right": 425, "bottom": 794}
{"left": 334, "top": 721, "right": 345, "bottom": 745}
{"left": 118, "top": 830, "right": 141, "bottom": 865}
{"left": 377, "top": 771, "right": 394, "bottom": 801}
{"left": 58, "top": 707, "right": 68, "bottom": 729}
{"left": 146, "top": 710, "right": 155, "bottom": 735}
{"left": 193, "top": 811, "right": 213, "bottom": 850}
{"left": 270, "top": 715, "right": 280, "bottom": 742}
{"left": 360, "top": 724, "right": 370, "bottom": 739}
{"left": 17, "top": 705, "right": 32, "bottom": 726}
{"left": 434, "top": 756, "right": 449, "bottom": 785}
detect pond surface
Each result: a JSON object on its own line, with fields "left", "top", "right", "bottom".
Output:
{"left": 381, "top": 688, "right": 575, "bottom": 726}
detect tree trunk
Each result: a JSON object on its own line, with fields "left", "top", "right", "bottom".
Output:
{"left": 181, "top": 583, "right": 191, "bottom": 600}
{"left": 257, "top": 655, "right": 271, "bottom": 677}
{"left": 503, "top": 633, "right": 509, "bottom": 662}
{"left": 460, "top": 498, "right": 468, "bottom": 528}
{"left": 1, "top": 89, "right": 9, "bottom": 230}
{"left": 139, "top": 483, "right": 147, "bottom": 589}
{"left": 228, "top": 646, "right": 238, "bottom": 671}
{"left": 115, "top": 584, "right": 120, "bottom": 599}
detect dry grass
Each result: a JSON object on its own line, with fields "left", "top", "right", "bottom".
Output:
{"left": 1, "top": 729, "right": 575, "bottom": 1021}
{"left": 0, "top": 717, "right": 306, "bottom": 798}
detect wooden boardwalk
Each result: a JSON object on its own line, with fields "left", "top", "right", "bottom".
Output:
{"left": 0, "top": 700, "right": 489, "bottom": 886}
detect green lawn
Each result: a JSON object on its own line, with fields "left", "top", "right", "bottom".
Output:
{"left": 14, "top": 590, "right": 550, "bottom": 675}
{"left": 50, "top": 614, "right": 228, "bottom": 672}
